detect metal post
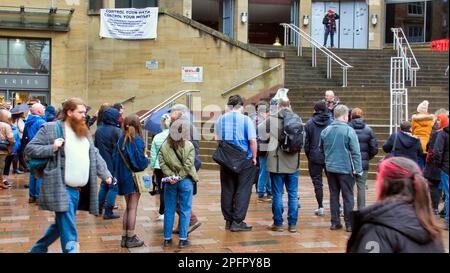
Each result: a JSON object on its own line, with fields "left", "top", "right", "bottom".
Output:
{"left": 327, "top": 56, "right": 331, "bottom": 79}
{"left": 185, "top": 92, "right": 192, "bottom": 111}
{"left": 312, "top": 46, "right": 316, "bottom": 67}
{"left": 342, "top": 67, "right": 347, "bottom": 87}
{"left": 283, "top": 26, "right": 287, "bottom": 47}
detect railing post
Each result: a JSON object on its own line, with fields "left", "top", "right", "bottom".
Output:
{"left": 327, "top": 56, "right": 331, "bottom": 79}
{"left": 342, "top": 67, "right": 347, "bottom": 87}
{"left": 311, "top": 46, "right": 316, "bottom": 67}
{"left": 283, "top": 25, "right": 287, "bottom": 47}
{"left": 185, "top": 92, "right": 192, "bottom": 111}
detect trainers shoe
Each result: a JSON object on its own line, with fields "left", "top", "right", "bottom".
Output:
{"left": 230, "top": 221, "right": 252, "bottom": 232}
{"left": 178, "top": 240, "right": 191, "bottom": 249}
{"left": 121, "top": 236, "right": 127, "bottom": 248}
{"left": 270, "top": 225, "right": 283, "bottom": 232}
{"left": 125, "top": 235, "right": 144, "bottom": 248}
{"left": 314, "top": 208, "right": 324, "bottom": 216}
{"left": 157, "top": 214, "right": 164, "bottom": 221}
{"left": 163, "top": 239, "right": 173, "bottom": 247}
{"left": 14, "top": 170, "right": 24, "bottom": 174}
{"left": 257, "top": 196, "right": 267, "bottom": 203}
{"left": 330, "top": 223, "right": 343, "bottom": 230}
{"left": 288, "top": 226, "right": 297, "bottom": 233}
{"left": 188, "top": 222, "right": 202, "bottom": 234}
{"left": 3, "top": 180, "right": 12, "bottom": 188}
{"left": 225, "top": 220, "right": 232, "bottom": 230}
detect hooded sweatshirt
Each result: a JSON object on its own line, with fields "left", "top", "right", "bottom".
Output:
{"left": 94, "top": 108, "right": 121, "bottom": 173}
{"left": 382, "top": 131, "right": 423, "bottom": 163}
{"left": 347, "top": 201, "right": 444, "bottom": 253}
{"left": 304, "top": 111, "right": 332, "bottom": 165}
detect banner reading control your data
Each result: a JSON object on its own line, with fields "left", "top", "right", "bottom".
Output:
{"left": 100, "top": 8, "right": 158, "bottom": 40}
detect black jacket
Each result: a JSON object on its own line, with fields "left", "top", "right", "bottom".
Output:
{"left": 423, "top": 125, "right": 442, "bottom": 182}
{"left": 382, "top": 132, "right": 423, "bottom": 163}
{"left": 349, "top": 118, "right": 378, "bottom": 171}
{"left": 432, "top": 126, "right": 449, "bottom": 174}
{"left": 94, "top": 108, "right": 121, "bottom": 173}
{"left": 347, "top": 201, "right": 445, "bottom": 253}
{"left": 304, "top": 111, "right": 331, "bottom": 165}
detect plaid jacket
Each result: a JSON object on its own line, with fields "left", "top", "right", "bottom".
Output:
{"left": 25, "top": 121, "right": 111, "bottom": 215}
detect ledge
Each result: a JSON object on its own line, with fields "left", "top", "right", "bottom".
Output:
{"left": 159, "top": 8, "right": 284, "bottom": 59}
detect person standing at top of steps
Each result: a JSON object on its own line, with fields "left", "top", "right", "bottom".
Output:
{"left": 323, "top": 9, "right": 339, "bottom": 48}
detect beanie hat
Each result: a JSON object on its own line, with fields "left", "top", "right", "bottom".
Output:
{"left": 314, "top": 101, "right": 327, "bottom": 113}
{"left": 417, "top": 100, "right": 429, "bottom": 113}
{"left": 437, "top": 113, "right": 449, "bottom": 130}
{"left": 328, "top": 9, "right": 334, "bottom": 14}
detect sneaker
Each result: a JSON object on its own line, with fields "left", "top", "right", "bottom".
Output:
{"left": 330, "top": 223, "right": 343, "bottom": 230}
{"left": 121, "top": 236, "right": 127, "bottom": 248}
{"left": 157, "top": 214, "right": 164, "bottom": 221}
{"left": 125, "top": 235, "right": 144, "bottom": 248}
{"left": 178, "top": 240, "right": 191, "bottom": 249}
{"left": 314, "top": 208, "right": 324, "bottom": 216}
{"left": 163, "top": 239, "right": 173, "bottom": 247}
{"left": 14, "top": 170, "right": 24, "bottom": 174}
{"left": 0, "top": 182, "right": 8, "bottom": 189}
{"left": 270, "top": 225, "right": 283, "bottom": 232}
{"left": 188, "top": 222, "right": 202, "bottom": 234}
{"left": 288, "top": 226, "right": 297, "bottom": 233}
{"left": 2, "top": 180, "right": 11, "bottom": 188}
{"left": 225, "top": 220, "right": 232, "bottom": 230}
{"left": 230, "top": 221, "right": 252, "bottom": 232}
{"left": 257, "top": 196, "right": 267, "bottom": 203}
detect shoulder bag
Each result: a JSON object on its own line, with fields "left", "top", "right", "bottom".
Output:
{"left": 117, "top": 140, "right": 151, "bottom": 193}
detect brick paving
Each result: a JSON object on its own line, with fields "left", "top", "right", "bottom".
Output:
{"left": 0, "top": 171, "right": 448, "bottom": 253}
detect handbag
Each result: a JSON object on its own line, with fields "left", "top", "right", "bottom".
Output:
{"left": 0, "top": 138, "right": 9, "bottom": 151}
{"left": 28, "top": 121, "right": 62, "bottom": 177}
{"left": 212, "top": 113, "right": 251, "bottom": 173}
{"left": 117, "top": 141, "right": 151, "bottom": 193}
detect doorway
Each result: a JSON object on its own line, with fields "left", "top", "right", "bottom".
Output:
{"left": 6, "top": 90, "right": 49, "bottom": 107}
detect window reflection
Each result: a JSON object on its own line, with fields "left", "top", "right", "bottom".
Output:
{"left": 0, "top": 38, "right": 50, "bottom": 74}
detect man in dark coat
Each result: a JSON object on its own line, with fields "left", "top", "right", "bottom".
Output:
{"left": 304, "top": 101, "right": 331, "bottom": 216}
{"left": 95, "top": 107, "right": 121, "bottom": 219}
{"left": 348, "top": 108, "right": 378, "bottom": 209}
{"left": 323, "top": 9, "right": 339, "bottom": 48}
{"left": 383, "top": 121, "right": 423, "bottom": 163}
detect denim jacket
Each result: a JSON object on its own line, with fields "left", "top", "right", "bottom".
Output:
{"left": 320, "top": 120, "right": 362, "bottom": 175}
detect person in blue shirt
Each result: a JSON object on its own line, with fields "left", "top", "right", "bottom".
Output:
{"left": 214, "top": 95, "right": 257, "bottom": 232}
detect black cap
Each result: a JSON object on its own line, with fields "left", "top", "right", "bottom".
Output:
{"left": 314, "top": 101, "right": 327, "bottom": 113}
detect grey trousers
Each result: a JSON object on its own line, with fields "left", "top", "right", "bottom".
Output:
{"left": 355, "top": 171, "right": 368, "bottom": 210}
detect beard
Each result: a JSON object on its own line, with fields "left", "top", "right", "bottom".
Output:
{"left": 67, "top": 116, "right": 89, "bottom": 138}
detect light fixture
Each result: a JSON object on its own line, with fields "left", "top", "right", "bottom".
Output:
{"left": 241, "top": 12, "right": 248, "bottom": 24}
{"left": 303, "top": 15, "right": 309, "bottom": 26}
{"left": 371, "top": 14, "right": 378, "bottom": 27}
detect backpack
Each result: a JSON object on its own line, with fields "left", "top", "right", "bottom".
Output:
{"left": 279, "top": 110, "right": 304, "bottom": 154}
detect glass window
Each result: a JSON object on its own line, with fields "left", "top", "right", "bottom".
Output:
{"left": 8, "top": 39, "right": 50, "bottom": 74}
{"left": 408, "top": 2, "right": 424, "bottom": 15}
{"left": 0, "top": 39, "right": 7, "bottom": 73}
{"left": 89, "top": 0, "right": 104, "bottom": 14}
{"left": 115, "top": 0, "right": 157, "bottom": 8}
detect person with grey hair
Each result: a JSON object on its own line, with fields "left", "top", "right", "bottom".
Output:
{"left": 150, "top": 113, "right": 171, "bottom": 220}
{"left": 320, "top": 104, "right": 362, "bottom": 232}
{"left": 168, "top": 104, "right": 202, "bottom": 234}
{"left": 322, "top": 90, "right": 341, "bottom": 120}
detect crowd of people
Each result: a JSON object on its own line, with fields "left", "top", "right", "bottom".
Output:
{"left": 0, "top": 90, "right": 447, "bottom": 253}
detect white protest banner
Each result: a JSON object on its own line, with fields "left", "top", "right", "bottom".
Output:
{"left": 100, "top": 8, "right": 158, "bottom": 40}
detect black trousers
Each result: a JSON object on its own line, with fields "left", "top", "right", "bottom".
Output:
{"left": 220, "top": 163, "right": 255, "bottom": 223}
{"left": 326, "top": 172, "right": 355, "bottom": 227}
{"left": 3, "top": 154, "right": 18, "bottom": 176}
{"left": 308, "top": 161, "right": 325, "bottom": 208}
{"left": 154, "top": 169, "right": 165, "bottom": 215}
{"left": 428, "top": 179, "right": 442, "bottom": 211}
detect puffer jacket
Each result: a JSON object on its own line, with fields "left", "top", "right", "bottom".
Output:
{"left": 349, "top": 118, "right": 378, "bottom": 171}
{"left": 347, "top": 201, "right": 444, "bottom": 253}
{"left": 304, "top": 111, "right": 331, "bottom": 165}
{"left": 412, "top": 113, "right": 434, "bottom": 153}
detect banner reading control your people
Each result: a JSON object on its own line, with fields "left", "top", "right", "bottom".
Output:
{"left": 100, "top": 8, "right": 158, "bottom": 40}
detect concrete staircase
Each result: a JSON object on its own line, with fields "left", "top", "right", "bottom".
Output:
{"left": 199, "top": 45, "right": 449, "bottom": 180}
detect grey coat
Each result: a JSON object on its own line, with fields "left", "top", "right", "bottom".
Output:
{"left": 25, "top": 121, "right": 111, "bottom": 215}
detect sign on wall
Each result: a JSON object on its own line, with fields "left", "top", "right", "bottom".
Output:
{"left": 182, "top": 67, "right": 203, "bottom": 83}
{"left": 100, "top": 8, "right": 158, "bottom": 40}
{"left": 0, "top": 75, "right": 49, "bottom": 89}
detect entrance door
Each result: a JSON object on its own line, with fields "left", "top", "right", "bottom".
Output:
{"left": 325, "top": 2, "right": 340, "bottom": 47}
{"left": 11, "top": 91, "right": 49, "bottom": 106}
{"left": 290, "top": 0, "right": 300, "bottom": 45}
{"left": 223, "top": 0, "right": 234, "bottom": 38}
{"left": 339, "top": 1, "right": 355, "bottom": 48}
{"left": 354, "top": 1, "right": 368, "bottom": 49}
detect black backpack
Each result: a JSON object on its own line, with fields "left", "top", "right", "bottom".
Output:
{"left": 279, "top": 110, "right": 304, "bottom": 154}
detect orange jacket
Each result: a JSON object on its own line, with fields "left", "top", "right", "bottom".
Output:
{"left": 412, "top": 113, "right": 435, "bottom": 153}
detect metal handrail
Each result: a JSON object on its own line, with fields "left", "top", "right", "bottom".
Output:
{"left": 391, "top": 28, "right": 420, "bottom": 86}
{"left": 220, "top": 64, "right": 282, "bottom": 97}
{"left": 139, "top": 89, "right": 200, "bottom": 123}
{"left": 281, "top": 23, "right": 352, "bottom": 87}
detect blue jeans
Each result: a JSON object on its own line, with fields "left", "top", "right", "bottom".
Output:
{"left": 29, "top": 174, "right": 42, "bottom": 199}
{"left": 30, "top": 186, "right": 80, "bottom": 253}
{"left": 98, "top": 180, "right": 118, "bottom": 209}
{"left": 441, "top": 171, "right": 449, "bottom": 225}
{"left": 257, "top": 156, "right": 272, "bottom": 198}
{"left": 324, "top": 28, "right": 335, "bottom": 47}
{"left": 417, "top": 155, "right": 425, "bottom": 171}
{"left": 270, "top": 171, "right": 299, "bottom": 227}
{"left": 164, "top": 177, "right": 193, "bottom": 241}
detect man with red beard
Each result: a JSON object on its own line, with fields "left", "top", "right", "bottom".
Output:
{"left": 26, "top": 98, "right": 112, "bottom": 253}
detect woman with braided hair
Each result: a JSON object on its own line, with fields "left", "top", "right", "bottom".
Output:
{"left": 347, "top": 157, "right": 444, "bottom": 253}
